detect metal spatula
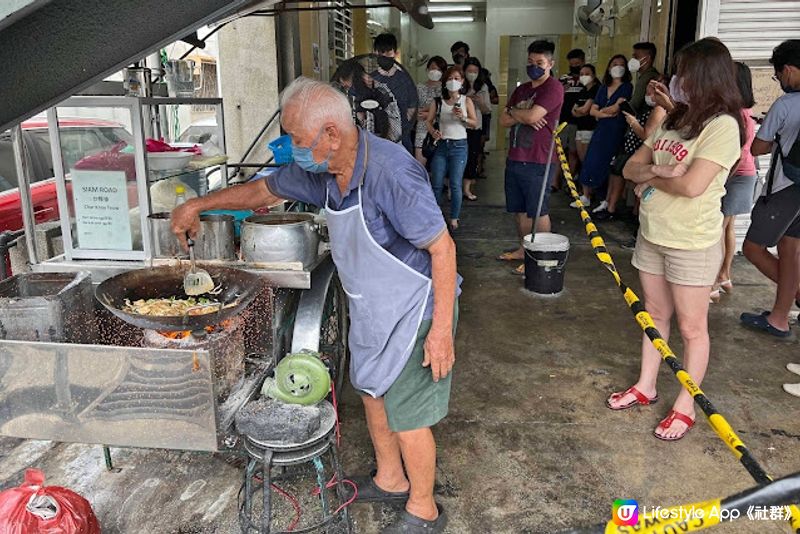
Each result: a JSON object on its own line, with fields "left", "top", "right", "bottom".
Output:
{"left": 184, "top": 235, "right": 215, "bottom": 296}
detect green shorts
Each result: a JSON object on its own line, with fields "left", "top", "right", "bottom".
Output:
{"left": 383, "top": 302, "right": 459, "bottom": 433}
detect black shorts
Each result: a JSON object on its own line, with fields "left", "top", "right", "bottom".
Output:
{"left": 745, "top": 184, "right": 800, "bottom": 247}
{"left": 504, "top": 159, "right": 553, "bottom": 218}
{"left": 481, "top": 114, "right": 491, "bottom": 139}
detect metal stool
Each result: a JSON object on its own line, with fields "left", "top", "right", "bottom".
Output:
{"left": 238, "top": 401, "right": 352, "bottom": 533}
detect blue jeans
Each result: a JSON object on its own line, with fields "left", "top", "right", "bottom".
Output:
{"left": 430, "top": 139, "right": 468, "bottom": 220}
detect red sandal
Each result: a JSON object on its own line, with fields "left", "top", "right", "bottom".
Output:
{"left": 606, "top": 386, "right": 658, "bottom": 411}
{"left": 654, "top": 410, "right": 695, "bottom": 441}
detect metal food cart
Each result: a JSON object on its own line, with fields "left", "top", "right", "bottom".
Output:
{"left": 0, "top": 94, "right": 349, "bottom": 457}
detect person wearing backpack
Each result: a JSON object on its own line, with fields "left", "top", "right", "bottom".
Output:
{"left": 740, "top": 39, "right": 800, "bottom": 339}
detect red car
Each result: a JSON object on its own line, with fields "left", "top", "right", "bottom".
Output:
{"left": 0, "top": 118, "right": 133, "bottom": 233}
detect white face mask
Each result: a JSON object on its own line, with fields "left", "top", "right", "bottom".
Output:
{"left": 579, "top": 75, "right": 593, "bottom": 86}
{"left": 427, "top": 69, "right": 442, "bottom": 82}
{"left": 446, "top": 79, "right": 462, "bottom": 92}
{"left": 645, "top": 95, "right": 656, "bottom": 107}
{"left": 610, "top": 65, "right": 626, "bottom": 79}
{"left": 628, "top": 58, "right": 641, "bottom": 73}
{"left": 465, "top": 72, "right": 479, "bottom": 82}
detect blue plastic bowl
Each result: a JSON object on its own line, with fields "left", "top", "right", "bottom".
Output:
{"left": 268, "top": 134, "right": 293, "bottom": 165}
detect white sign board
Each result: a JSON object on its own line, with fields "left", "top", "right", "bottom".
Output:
{"left": 71, "top": 169, "right": 133, "bottom": 250}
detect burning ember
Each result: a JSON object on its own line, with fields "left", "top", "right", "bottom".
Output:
{"left": 158, "top": 319, "right": 234, "bottom": 340}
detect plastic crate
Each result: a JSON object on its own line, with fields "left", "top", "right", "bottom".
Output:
{"left": 0, "top": 272, "right": 96, "bottom": 343}
{"left": 267, "top": 134, "right": 293, "bottom": 165}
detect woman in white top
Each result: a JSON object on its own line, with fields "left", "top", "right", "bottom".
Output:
{"left": 463, "top": 57, "right": 492, "bottom": 201}
{"left": 415, "top": 56, "right": 447, "bottom": 166}
{"left": 426, "top": 65, "right": 477, "bottom": 231}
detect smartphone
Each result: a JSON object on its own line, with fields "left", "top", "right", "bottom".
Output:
{"left": 619, "top": 101, "right": 636, "bottom": 116}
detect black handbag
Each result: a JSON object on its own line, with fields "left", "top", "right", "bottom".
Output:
{"left": 421, "top": 97, "right": 442, "bottom": 160}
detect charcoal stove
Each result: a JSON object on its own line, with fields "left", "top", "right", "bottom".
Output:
{"left": 0, "top": 256, "right": 349, "bottom": 455}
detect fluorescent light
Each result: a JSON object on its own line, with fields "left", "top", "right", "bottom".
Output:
{"left": 367, "top": 19, "right": 382, "bottom": 25}
{"left": 432, "top": 15, "right": 474, "bottom": 22}
{"left": 427, "top": 5, "right": 473, "bottom": 12}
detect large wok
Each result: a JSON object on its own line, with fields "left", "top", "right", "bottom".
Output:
{"left": 96, "top": 266, "right": 263, "bottom": 332}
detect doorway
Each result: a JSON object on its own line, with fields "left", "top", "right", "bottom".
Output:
{"left": 665, "top": 0, "right": 699, "bottom": 73}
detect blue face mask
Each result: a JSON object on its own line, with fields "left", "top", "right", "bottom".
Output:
{"left": 291, "top": 127, "right": 331, "bottom": 173}
{"left": 527, "top": 64, "right": 545, "bottom": 80}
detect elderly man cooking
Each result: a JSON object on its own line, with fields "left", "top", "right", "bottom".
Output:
{"left": 172, "top": 77, "right": 459, "bottom": 534}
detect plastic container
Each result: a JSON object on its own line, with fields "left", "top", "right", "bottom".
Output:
{"left": 268, "top": 134, "right": 294, "bottom": 165}
{"left": 523, "top": 233, "right": 570, "bottom": 296}
{"left": 174, "top": 184, "right": 187, "bottom": 207}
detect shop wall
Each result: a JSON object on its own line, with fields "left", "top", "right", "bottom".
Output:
{"left": 409, "top": 22, "right": 487, "bottom": 81}
{"left": 571, "top": 0, "right": 648, "bottom": 76}
{"left": 218, "top": 17, "right": 280, "bottom": 173}
{"left": 485, "top": 0, "right": 575, "bottom": 148}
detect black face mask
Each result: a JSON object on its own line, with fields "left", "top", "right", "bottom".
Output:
{"left": 452, "top": 54, "right": 465, "bottom": 65}
{"left": 569, "top": 65, "right": 581, "bottom": 76}
{"left": 377, "top": 56, "right": 395, "bottom": 71}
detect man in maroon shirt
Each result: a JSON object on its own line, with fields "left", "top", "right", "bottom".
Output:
{"left": 498, "top": 40, "right": 565, "bottom": 272}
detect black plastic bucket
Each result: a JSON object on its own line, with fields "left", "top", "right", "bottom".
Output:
{"left": 523, "top": 233, "right": 570, "bottom": 296}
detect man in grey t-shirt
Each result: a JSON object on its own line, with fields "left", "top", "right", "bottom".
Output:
{"left": 741, "top": 40, "right": 800, "bottom": 344}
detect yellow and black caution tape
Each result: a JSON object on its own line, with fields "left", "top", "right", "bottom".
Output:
{"left": 550, "top": 122, "right": 800, "bottom": 533}
{"left": 559, "top": 470, "right": 800, "bottom": 534}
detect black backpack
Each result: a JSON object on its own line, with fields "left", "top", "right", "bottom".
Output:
{"left": 766, "top": 132, "right": 800, "bottom": 196}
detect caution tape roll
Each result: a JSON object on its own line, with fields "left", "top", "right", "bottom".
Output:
{"left": 552, "top": 124, "right": 800, "bottom": 533}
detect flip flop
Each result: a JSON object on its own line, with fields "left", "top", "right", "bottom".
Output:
{"left": 654, "top": 409, "right": 695, "bottom": 441}
{"left": 341, "top": 470, "right": 409, "bottom": 503}
{"left": 511, "top": 264, "right": 524, "bottom": 276}
{"left": 497, "top": 251, "right": 522, "bottom": 262}
{"left": 382, "top": 503, "right": 448, "bottom": 534}
{"left": 740, "top": 311, "right": 791, "bottom": 338}
{"left": 606, "top": 386, "right": 659, "bottom": 411}
{"left": 463, "top": 193, "right": 478, "bottom": 201}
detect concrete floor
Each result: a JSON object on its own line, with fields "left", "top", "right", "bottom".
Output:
{"left": 1, "top": 151, "right": 799, "bottom": 533}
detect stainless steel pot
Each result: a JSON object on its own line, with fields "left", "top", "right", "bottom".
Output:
{"left": 149, "top": 212, "right": 235, "bottom": 260}
{"left": 149, "top": 212, "right": 183, "bottom": 258}
{"left": 240, "top": 213, "right": 320, "bottom": 267}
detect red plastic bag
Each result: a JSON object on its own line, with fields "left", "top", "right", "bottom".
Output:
{"left": 0, "top": 469, "right": 100, "bottom": 534}
{"left": 146, "top": 137, "right": 202, "bottom": 155}
{"left": 73, "top": 141, "right": 136, "bottom": 181}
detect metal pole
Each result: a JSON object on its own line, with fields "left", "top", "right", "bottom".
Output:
{"left": 11, "top": 126, "right": 39, "bottom": 264}
{"left": 530, "top": 127, "right": 558, "bottom": 248}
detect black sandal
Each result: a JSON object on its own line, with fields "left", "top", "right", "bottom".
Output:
{"left": 382, "top": 504, "right": 447, "bottom": 533}
{"left": 343, "top": 469, "right": 409, "bottom": 503}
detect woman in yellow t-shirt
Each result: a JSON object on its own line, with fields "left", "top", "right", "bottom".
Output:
{"left": 605, "top": 38, "right": 743, "bottom": 441}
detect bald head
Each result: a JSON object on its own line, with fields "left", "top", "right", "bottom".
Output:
{"left": 280, "top": 77, "right": 355, "bottom": 138}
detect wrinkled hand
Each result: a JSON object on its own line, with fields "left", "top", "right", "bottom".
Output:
{"left": 531, "top": 117, "right": 548, "bottom": 131}
{"left": 170, "top": 201, "right": 201, "bottom": 251}
{"left": 422, "top": 328, "right": 455, "bottom": 382}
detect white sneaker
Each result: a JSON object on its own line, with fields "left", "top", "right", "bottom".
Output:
{"left": 592, "top": 200, "right": 609, "bottom": 213}
{"left": 783, "top": 383, "right": 800, "bottom": 397}
{"left": 787, "top": 363, "right": 800, "bottom": 376}
{"left": 569, "top": 195, "right": 590, "bottom": 209}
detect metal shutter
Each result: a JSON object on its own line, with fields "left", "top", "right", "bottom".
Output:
{"left": 717, "top": 0, "right": 800, "bottom": 63}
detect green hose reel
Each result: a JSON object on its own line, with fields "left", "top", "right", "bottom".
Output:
{"left": 261, "top": 352, "right": 331, "bottom": 405}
